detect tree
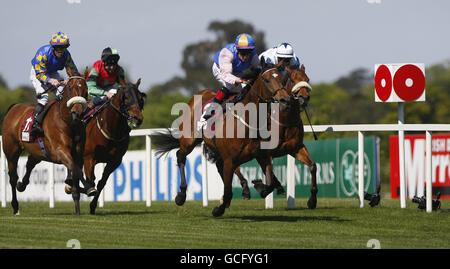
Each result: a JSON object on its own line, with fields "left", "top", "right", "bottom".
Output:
{"left": 148, "top": 19, "right": 267, "bottom": 97}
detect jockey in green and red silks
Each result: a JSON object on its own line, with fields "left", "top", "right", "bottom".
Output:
{"left": 86, "top": 47, "right": 125, "bottom": 106}
{"left": 29, "top": 31, "right": 80, "bottom": 136}
{"left": 198, "top": 33, "right": 261, "bottom": 129}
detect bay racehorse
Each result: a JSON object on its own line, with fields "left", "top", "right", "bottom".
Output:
{"left": 1, "top": 70, "right": 89, "bottom": 215}
{"left": 64, "top": 79, "right": 146, "bottom": 214}
{"left": 152, "top": 60, "right": 293, "bottom": 217}
{"left": 251, "top": 65, "right": 318, "bottom": 209}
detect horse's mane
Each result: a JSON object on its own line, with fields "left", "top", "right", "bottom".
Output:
{"left": 5, "top": 103, "right": 17, "bottom": 114}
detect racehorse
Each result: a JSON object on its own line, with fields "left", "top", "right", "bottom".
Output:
{"left": 1, "top": 70, "right": 89, "bottom": 215}
{"left": 251, "top": 65, "right": 318, "bottom": 209}
{"left": 64, "top": 79, "right": 146, "bottom": 214}
{"left": 152, "top": 60, "right": 293, "bottom": 217}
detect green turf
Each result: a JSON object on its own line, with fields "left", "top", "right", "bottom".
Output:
{"left": 0, "top": 198, "right": 449, "bottom": 249}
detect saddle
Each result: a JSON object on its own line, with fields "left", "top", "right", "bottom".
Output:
{"left": 21, "top": 100, "right": 57, "bottom": 143}
{"left": 201, "top": 94, "right": 241, "bottom": 131}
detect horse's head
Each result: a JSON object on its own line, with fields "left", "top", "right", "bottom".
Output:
{"left": 257, "top": 60, "right": 292, "bottom": 112}
{"left": 285, "top": 64, "right": 312, "bottom": 110}
{"left": 63, "top": 72, "right": 88, "bottom": 122}
{"left": 117, "top": 78, "right": 146, "bottom": 128}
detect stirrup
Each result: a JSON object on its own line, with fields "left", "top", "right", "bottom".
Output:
{"left": 30, "top": 124, "right": 44, "bottom": 137}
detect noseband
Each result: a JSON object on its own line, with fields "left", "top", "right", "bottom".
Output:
{"left": 65, "top": 76, "right": 88, "bottom": 109}
{"left": 256, "top": 68, "right": 289, "bottom": 103}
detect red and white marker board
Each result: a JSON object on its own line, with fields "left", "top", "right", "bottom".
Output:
{"left": 374, "top": 63, "right": 425, "bottom": 102}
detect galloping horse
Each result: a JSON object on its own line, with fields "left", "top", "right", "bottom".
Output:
{"left": 1, "top": 70, "right": 89, "bottom": 215}
{"left": 152, "top": 60, "right": 293, "bottom": 217}
{"left": 64, "top": 79, "right": 146, "bottom": 214}
{"left": 253, "top": 65, "right": 318, "bottom": 209}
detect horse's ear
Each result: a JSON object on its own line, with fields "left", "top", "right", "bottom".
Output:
{"left": 67, "top": 68, "right": 76, "bottom": 78}
{"left": 135, "top": 78, "right": 141, "bottom": 88}
{"left": 260, "top": 57, "right": 267, "bottom": 70}
{"left": 301, "top": 64, "right": 305, "bottom": 72}
{"left": 119, "top": 77, "right": 126, "bottom": 87}
{"left": 83, "top": 67, "right": 89, "bottom": 79}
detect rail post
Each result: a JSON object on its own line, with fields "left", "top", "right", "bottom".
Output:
{"left": 146, "top": 134, "right": 152, "bottom": 207}
{"left": 201, "top": 142, "right": 208, "bottom": 207}
{"left": 425, "top": 131, "right": 432, "bottom": 213}
{"left": 358, "top": 131, "right": 364, "bottom": 208}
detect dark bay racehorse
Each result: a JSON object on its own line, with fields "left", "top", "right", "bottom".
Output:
{"left": 152, "top": 61, "right": 293, "bottom": 217}
{"left": 252, "top": 65, "right": 318, "bottom": 209}
{"left": 1, "top": 70, "right": 88, "bottom": 215}
{"left": 65, "top": 79, "right": 146, "bottom": 214}
{"left": 231, "top": 65, "right": 318, "bottom": 208}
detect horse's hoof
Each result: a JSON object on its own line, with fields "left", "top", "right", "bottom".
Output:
{"left": 175, "top": 192, "right": 186, "bottom": 206}
{"left": 64, "top": 185, "right": 72, "bottom": 194}
{"left": 86, "top": 187, "right": 98, "bottom": 197}
{"left": 14, "top": 211, "right": 20, "bottom": 216}
{"left": 307, "top": 197, "right": 317, "bottom": 209}
{"left": 276, "top": 186, "right": 286, "bottom": 195}
{"left": 212, "top": 206, "right": 225, "bottom": 217}
{"left": 242, "top": 191, "right": 251, "bottom": 200}
{"left": 16, "top": 182, "right": 26, "bottom": 192}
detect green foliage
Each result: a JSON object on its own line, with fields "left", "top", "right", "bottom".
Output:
{"left": 0, "top": 85, "right": 36, "bottom": 134}
{"left": 149, "top": 19, "right": 267, "bottom": 97}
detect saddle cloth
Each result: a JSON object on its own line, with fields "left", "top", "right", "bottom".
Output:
{"left": 200, "top": 95, "right": 239, "bottom": 131}
{"left": 20, "top": 100, "right": 57, "bottom": 143}
{"left": 21, "top": 111, "right": 36, "bottom": 142}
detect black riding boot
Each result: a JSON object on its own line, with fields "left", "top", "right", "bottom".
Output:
{"left": 30, "top": 104, "right": 45, "bottom": 136}
{"left": 204, "top": 87, "right": 229, "bottom": 120}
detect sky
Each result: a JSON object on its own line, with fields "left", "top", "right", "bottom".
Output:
{"left": 0, "top": 0, "right": 449, "bottom": 91}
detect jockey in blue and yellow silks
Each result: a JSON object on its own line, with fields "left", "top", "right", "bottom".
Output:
{"left": 29, "top": 31, "right": 80, "bottom": 136}
{"left": 198, "top": 33, "right": 261, "bottom": 129}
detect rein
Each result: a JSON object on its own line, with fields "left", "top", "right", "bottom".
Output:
{"left": 58, "top": 76, "right": 88, "bottom": 125}
{"left": 95, "top": 87, "right": 137, "bottom": 141}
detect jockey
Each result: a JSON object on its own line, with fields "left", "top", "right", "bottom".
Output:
{"left": 198, "top": 33, "right": 261, "bottom": 128}
{"left": 86, "top": 47, "right": 125, "bottom": 107}
{"left": 30, "top": 31, "right": 80, "bottom": 136}
{"left": 259, "top": 42, "right": 300, "bottom": 69}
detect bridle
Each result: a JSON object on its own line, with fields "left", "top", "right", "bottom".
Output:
{"left": 253, "top": 68, "right": 290, "bottom": 104}
{"left": 59, "top": 76, "right": 88, "bottom": 125}
{"left": 96, "top": 84, "right": 142, "bottom": 141}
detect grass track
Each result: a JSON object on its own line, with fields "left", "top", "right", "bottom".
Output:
{"left": 0, "top": 198, "right": 449, "bottom": 249}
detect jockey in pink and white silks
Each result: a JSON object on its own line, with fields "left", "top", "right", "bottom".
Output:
{"left": 29, "top": 31, "right": 80, "bottom": 136}
{"left": 197, "top": 33, "right": 261, "bottom": 130}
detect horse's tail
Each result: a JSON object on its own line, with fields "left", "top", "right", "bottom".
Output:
{"left": 202, "top": 140, "right": 222, "bottom": 164}
{"left": 151, "top": 129, "right": 181, "bottom": 158}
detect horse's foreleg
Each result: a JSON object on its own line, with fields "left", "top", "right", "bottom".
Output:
{"left": 212, "top": 160, "right": 233, "bottom": 217}
{"left": 59, "top": 151, "right": 82, "bottom": 215}
{"left": 294, "top": 145, "right": 317, "bottom": 209}
{"left": 16, "top": 156, "right": 40, "bottom": 192}
{"left": 89, "top": 160, "right": 121, "bottom": 215}
{"left": 71, "top": 164, "right": 83, "bottom": 215}
{"left": 175, "top": 149, "right": 188, "bottom": 206}
{"left": 254, "top": 156, "right": 275, "bottom": 198}
{"left": 7, "top": 160, "right": 20, "bottom": 215}
{"left": 234, "top": 167, "right": 251, "bottom": 200}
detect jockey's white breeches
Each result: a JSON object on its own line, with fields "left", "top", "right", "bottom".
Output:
{"left": 30, "top": 67, "right": 64, "bottom": 106}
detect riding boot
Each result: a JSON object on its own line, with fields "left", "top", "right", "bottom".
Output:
{"left": 203, "top": 87, "right": 229, "bottom": 120}
{"left": 30, "top": 104, "right": 45, "bottom": 136}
